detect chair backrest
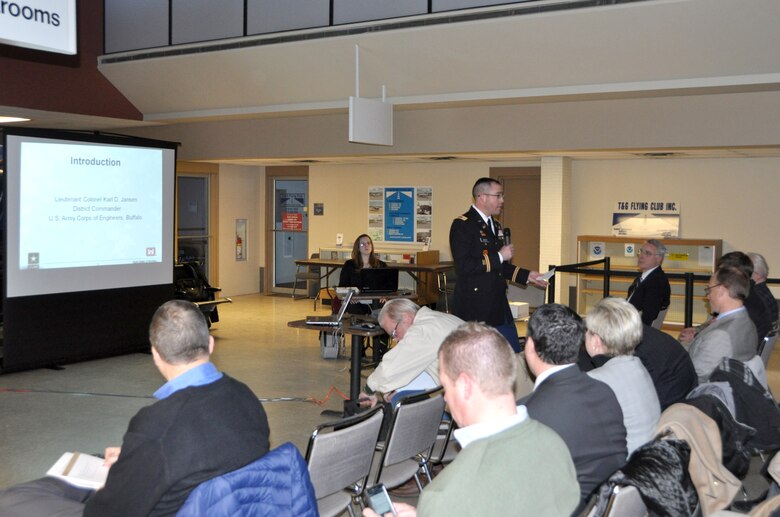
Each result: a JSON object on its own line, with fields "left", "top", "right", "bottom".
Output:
{"left": 603, "top": 485, "right": 647, "bottom": 517}
{"left": 428, "top": 416, "right": 458, "bottom": 466}
{"left": 759, "top": 331, "right": 778, "bottom": 367}
{"left": 176, "top": 442, "right": 318, "bottom": 517}
{"left": 651, "top": 308, "right": 668, "bottom": 329}
{"left": 305, "top": 405, "right": 384, "bottom": 500}
{"left": 308, "top": 253, "right": 320, "bottom": 273}
{"left": 374, "top": 387, "right": 445, "bottom": 484}
{"left": 745, "top": 354, "right": 769, "bottom": 390}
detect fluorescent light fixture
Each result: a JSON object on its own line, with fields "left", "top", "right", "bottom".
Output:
{"left": 0, "top": 116, "right": 31, "bottom": 124}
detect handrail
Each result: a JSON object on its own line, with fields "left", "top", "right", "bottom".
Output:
{"left": 545, "top": 259, "right": 715, "bottom": 327}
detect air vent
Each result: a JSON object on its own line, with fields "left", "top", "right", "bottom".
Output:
{"left": 427, "top": 156, "right": 457, "bottom": 161}
{"left": 292, "top": 159, "right": 321, "bottom": 163}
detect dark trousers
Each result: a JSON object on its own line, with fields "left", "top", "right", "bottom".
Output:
{"left": 0, "top": 477, "right": 93, "bottom": 517}
{"left": 495, "top": 305, "right": 523, "bottom": 353}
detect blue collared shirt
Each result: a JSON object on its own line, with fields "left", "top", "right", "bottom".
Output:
{"left": 153, "top": 362, "right": 224, "bottom": 400}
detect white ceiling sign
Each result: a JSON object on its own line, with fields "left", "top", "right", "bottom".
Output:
{"left": 0, "top": 0, "right": 77, "bottom": 55}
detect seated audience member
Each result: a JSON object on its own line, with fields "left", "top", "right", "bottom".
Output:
{"left": 577, "top": 325, "right": 699, "bottom": 412}
{"left": 584, "top": 297, "right": 661, "bottom": 455}
{"left": 635, "top": 325, "right": 698, "bottom": 410}
{"left": 688, "top": 266, "right": 758, "bottom": 383}
{"left": 0, "top": 300, "right": 270, "bottom": 517}
{"left": 339, "top": 233, "right": 387, "bottom": 315}
{"left": 363, "top": 322, "right": 580, "bottom": 517}
{"left": 520, "top": 303, "right": 627, "bottom": 508}
{"left": 579, "top": 324, "right": 697, "bottom": 410}
{"left": 680, "top": 251, "right": 772, "bottom": 347}
{"left": 627, "top": 239, "right": 671, "bottom": 326}
{"left": 359, "top": 298, "right": 464, "bottom": 408}
{"left": 746, "top": 252, "right": 779, "bottom": 341}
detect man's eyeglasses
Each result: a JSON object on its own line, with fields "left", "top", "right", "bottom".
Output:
{"left": 391, "top": 321, "right": 400, "bottom": 339}
{"left": 637, "top": 249, "right": 659, "bottom": 257}
{"left": 704, "top": 283, "right": 722, "bottom": 295}
{"left": 481, "top": 193, "right": 505, "bottom": 199}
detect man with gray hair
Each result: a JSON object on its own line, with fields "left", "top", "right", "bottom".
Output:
{"left": 745, "top": 251, "right": 779, "bottom": 341}
{"left": 627, "top": 238, "right": 671, "bottom": 326}
{"left": 358, "top": 298, "right": 464, "bottom": 408}
{"left": 363, "top": 322, "right": 580, "bottom": 517}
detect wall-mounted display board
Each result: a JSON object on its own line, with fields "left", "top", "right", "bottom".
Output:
{"left": 368, "top": 186, "right": 432, "bottom": 244}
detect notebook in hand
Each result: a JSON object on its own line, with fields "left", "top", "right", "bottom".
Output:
{"left": 358, "top": 268, "right": 399, "bottom": 294}
{"left": 306, "top": 290, "right": 353, "bottom": 326}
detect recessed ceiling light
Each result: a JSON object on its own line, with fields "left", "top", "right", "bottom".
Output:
{"left": 0, "top": 116, "right": 30, "bottom": 124}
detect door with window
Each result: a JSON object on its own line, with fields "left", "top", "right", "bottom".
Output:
{"left": 271, "top": 178, "right": 309, "bottom": 294}
{"left": 177, "top": 175, "right": 211, "bottom": 275}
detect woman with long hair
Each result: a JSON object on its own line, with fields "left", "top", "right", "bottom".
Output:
{"left": 339, "top": 234, "right": 386, "bottom": 315}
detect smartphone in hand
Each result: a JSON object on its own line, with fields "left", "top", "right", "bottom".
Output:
{"left": 364, "top": 484, "right": 396, "bottom": 516}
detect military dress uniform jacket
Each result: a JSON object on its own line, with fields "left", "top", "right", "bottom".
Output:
{"left": 449, "top": 206, "right": 530, "bottom": 326}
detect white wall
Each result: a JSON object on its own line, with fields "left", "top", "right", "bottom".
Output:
{"left": 217, "top": 164, "right": 265, "bottom": 296}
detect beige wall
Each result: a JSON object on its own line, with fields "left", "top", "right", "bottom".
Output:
{"left": 217, "top": 164, "right": 265, "bottom": 296}
{"left": 570, "top": 157, "right": 780, "bottom": 297}
{"left": 214, "top": 157, "right": 780, "bottom": 299}
{"left": 308, "top": 161, "right": 536, "bottom": 260}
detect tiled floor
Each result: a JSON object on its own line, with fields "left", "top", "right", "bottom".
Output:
{"left": 1, "top": 292, "right": 778, "bottom": 505}
{"left": 0, "top": 293, "right": 353, "bottom": 489}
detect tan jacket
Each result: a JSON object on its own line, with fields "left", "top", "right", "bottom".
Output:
{"left": 656, "top": 404, "right": 741, "bottom": 516}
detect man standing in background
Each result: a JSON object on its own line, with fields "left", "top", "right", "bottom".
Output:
{"left": 449, "top": 177, "right": 546, "bottom": 352}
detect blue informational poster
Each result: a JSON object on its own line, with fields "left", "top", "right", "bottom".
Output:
{"left": 384, "top": 187, "right": 415, "bottom": 242}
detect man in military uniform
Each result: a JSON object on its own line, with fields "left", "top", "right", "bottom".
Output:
{"left": 449, "top": 177, "right": 546, "bottom": 352}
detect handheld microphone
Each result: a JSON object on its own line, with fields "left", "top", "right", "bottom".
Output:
{"left": 503, "top": 227, "right": 511, "bottom": 245}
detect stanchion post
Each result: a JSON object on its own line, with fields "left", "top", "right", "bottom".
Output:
{"left": 684, "top": 272, "right": 694, "bottom": 328}
{"left": 547, "top": 264, "right": 557, "bottom": 303}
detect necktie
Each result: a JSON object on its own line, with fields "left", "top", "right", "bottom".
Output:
{"left": 628, "top": 276, "right": 641, "bottom": 299}
{"left": 487, "top": 219, "right": 495, "bottom": 236}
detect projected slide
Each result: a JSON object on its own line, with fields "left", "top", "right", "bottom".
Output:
{"left": 19, "top": 142, "right": 163, "bottom": 270}
{"left": 4, "top": 131, "right": 175, "bottom": 298}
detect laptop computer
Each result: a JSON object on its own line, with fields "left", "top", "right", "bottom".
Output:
{"left": 305, "top": 290, "right": 353, "bottom": 326}
{"left": 358, "top": 268, "right": 399, "bottom": 294}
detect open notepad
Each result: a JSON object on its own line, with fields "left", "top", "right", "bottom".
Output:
{"left": 46, "top": 452, "right": 109, "bottom": 489}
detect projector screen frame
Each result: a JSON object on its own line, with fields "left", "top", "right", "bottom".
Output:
{"left": 1, "top": 127, "right": 178, "bottom": 373}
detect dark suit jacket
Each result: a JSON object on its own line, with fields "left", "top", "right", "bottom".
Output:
{"left": 627, "top": 267, "right": 671, "bottom": 326}
{"left": 634, "top": 325, "right": 698, "bottom": 410}
{"left": 449, "top": 206, "right": 529, "bottom": 326}
{"left": 744, "top": 280, "right": 779, "bottom": 343}
{"left": 520, "top": 365, "right": 627, "bottom": 506}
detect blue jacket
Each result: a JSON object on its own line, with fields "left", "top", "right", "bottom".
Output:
{"left": 176, "top": 442, "right": 319, "bottom": 516}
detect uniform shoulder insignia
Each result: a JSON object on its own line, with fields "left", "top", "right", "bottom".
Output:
{"left": 455, "top": 215, "right": 468, "bottom": 221}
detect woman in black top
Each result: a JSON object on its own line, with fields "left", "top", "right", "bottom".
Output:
{"left": 339, "top": 234, "right": 386, "bottom": 314}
